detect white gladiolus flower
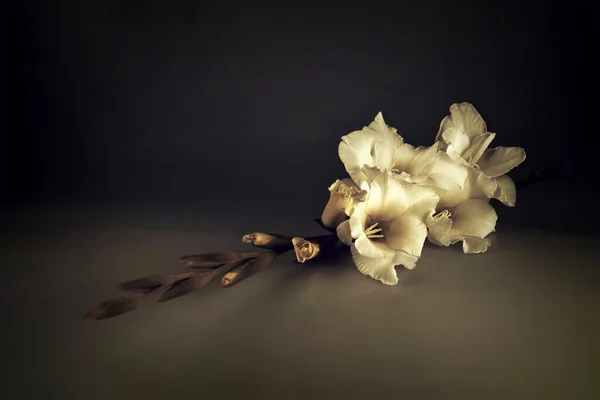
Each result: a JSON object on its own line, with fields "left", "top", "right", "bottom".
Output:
{"left": 436, "top": 102, "right": 526, "bottom": 206}
{"left": 336, "top": 168, "right": 439, "bottom": 285}
{"left": 339, "top": 112, "right": 468, "bottom": 191}
{"left": 426, "top": 199, "right": 498, "bottom": 254}
{"left": 338, "top": 112, "right": 404, "bottom": 186}
{"left": 392, "top": 141, "right": 469, "bottom": 191}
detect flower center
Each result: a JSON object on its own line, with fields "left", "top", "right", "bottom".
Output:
{"left": 364, "top": 222, "right": 384, "bottom": 240}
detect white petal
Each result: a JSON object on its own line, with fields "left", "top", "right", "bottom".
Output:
{"left": 362, "top": 176, "right": 387, "bottom": 217}
{"left": 461, "top": 133, "right": 496, "bottom": 165}
{"left": 367, "top": 112, "right": 404, "bottom": 170}
{"left": 471, "top": 168, "right": 499, "bottom": 199}
{"left": 354, "top": 234, "right": 395, "bottom": 259}
{"left": 393, "top": 143, "right": 417, "bottom": 172}
{"left": 493, "top": 175, "right": 517, "bottom": 207}
{"left": 372, "top": 140, "right": 395, "bottom": 172}
{"left": 336, "top": 220, "right": 353, "bottom": 245}
{"left": 392, "top": 250, "right": 420, "bottom": 269}
{"left": 426, "top": 151, "right": 469, "bottom": 191}
{"left": 349, "top": 202, "right": 368, "bottom": 238}
{"left": 385, "top": 215, "right": 428, "bottom": 257}
{"left": 426, "top": 210, "right": 459, "bottom": 247}
{"left": 441, "top": 128, "right": 470, "bottom": 155}
{"left": 409, "top": 143, "right": 439, "bottom": 175}
{"left": 374, "top": 176, "right": 439, "bottom": 221}
{"left": 477, "top": 146, "right": 526, "bottom": 178}
{"left": 436, "top": 167, "right": 497, "bottom": 210}
{"left": 351, "top": 244, "right": 398, "bottom": 285}
{"left": 451, "top": 199, "right": 498, "bottom": 238}
{"left": 462, "top": 236, "right": 491, "bottom": 254}
{"left": 338, "top": 131, "right": 375, "bottom": 184}
{"left": 437, "top": 102, "right": 487, "bottom": 142}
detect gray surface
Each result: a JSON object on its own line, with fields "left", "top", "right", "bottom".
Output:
{"left": 3, "top": 182, "right": 600, "bottom": 399}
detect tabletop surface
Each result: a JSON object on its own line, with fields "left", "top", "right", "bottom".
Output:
{"left": 3, "top": 181, "right": 599, "bottom": 399}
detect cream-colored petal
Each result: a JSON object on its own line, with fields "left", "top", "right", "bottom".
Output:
{"left": 354, "top": 234, "right": 395, "bottom": 259}
{"left": 321, "top": 180, "right": 347, "bottom": 229}
{"left": 493, "top": 175, "right": 517, "bottom": 207}
{"left": 351, "top": 244, "right": 398, "bottom": 285}
{"left": 392, "top": 250, "right": 420, "bottom": 269}
{"left": 462, "top": 236, "right": 491, "bottom": 254}
{"left": 436, "top": 102, "right": 487, "bottom": 142}
{"left": 451, "top": 199, "right": 498, "bottom": 238}
{"left": 426, "top": 151, "right": 469, "bottom": 191}
{"left": 393, "top": 143, "right": 417, "bottom": 172}
{"left": 409, "top": 143, "right": 439, "bottom": 175}
{"left": 362, "top": 176, "right": 386, "bottom": 217}
{"left": 336, "top": 220, "right": 353, "bottom": 245}
{"left": 367, "top": 112, "right": 404, "bottom": 172}
{"left": 462, "top": 133, "right": 496, "bottom": 165}
{"left": 372, "top": 140, "right": 395, "bottom": 172}
{"left": 384, "top": 215, "right": 428, "bottom": 257}
{"left": 477, "top": 146, "right": 526, "bottom": 178}
{"left": 374, "top": 175, "right": 439, "bottom": 221}
{"left": 338, "top": 131, "right": 375, "bottom": 184}
{"left": 441, "top": 127, "right": 470, "bottom": 156}
{"left": 436, "top": 167, "right": 497, "bottom": 209}
{"left": 349, "top": 202, "right": 368, "bottom": 238}
{"left": 426, "top": 210, "right": 460, "bottom": 247}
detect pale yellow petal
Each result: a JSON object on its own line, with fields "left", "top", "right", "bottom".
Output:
{"left": 336, "top": 220, "right": 353, "bottom": 245}
{"left": 393, "top": 143, "right": 417, "bottom": 172}
{"left": 338, "top": 131, "right": 375, "bottom": 184}
{"left": 451, "top": 199, "right": 498, "bottom": 238}
{"left": 372, "top": 175, "right": 439, "bottom": 221}
{"left": 461, "top": 133, "right": 496, "bottom": 165}
{"left": 349, "top": 202, "right": 368, "bottom": 238}
{"left": 477, "top": 146, "right": 526, "bottom": 177}
{"left": 462, "top": 236, "right": 491, "bottom": 254}
{"left": 426, "top": 210, "right": 459, "bottom": 247}
{"left": 426, "top": 151, "right": 469, "bottom": 191}
{"left": 354, "top": 234, "right": 395, "bottom": 259}
{"left": 384, "top": 214, "right": 428, "bottom": 257}
{"left": 392, "top": 250, "right": 420, "bottom": 269}
{"left": 409, "top": 143, "right": 439, "bottom": 175}
{"left": 351, "top": 244, "right": 398, "bottom": 285}
{"left": 493, "top": 175, "right": 517, "bottom": 207}
{"left": 441, "top": 127, "right": 470, "bottom": 155}
{"left": 436, "top": 167, "right": 497, "bottom": 209}
{"left": 437, "top": 102, "right": 487, "bottom": 141}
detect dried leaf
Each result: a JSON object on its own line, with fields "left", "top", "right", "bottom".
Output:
{"left": 178, "top": 252, "right": 262, "bottom": 268}
{"left": 158, "top": 263, "right": 234, "bottom": 302}
{"left": 222, "top": 251, "right": 277, "bottom": 288}
{"left": 115, "top": 272, "right": 197, "bottom": 293}
{"left": 83, "top": 294, "right": 149, "bottom": 320}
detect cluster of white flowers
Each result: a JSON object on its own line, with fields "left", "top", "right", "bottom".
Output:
{"left": 320, "top": 103, "right": 526, "bottom": 285}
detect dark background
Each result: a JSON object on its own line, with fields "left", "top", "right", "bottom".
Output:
{"left": 11, "top": 0, "right": 600, "bottom": 211}
{"left": 5, "top": 2, "right": 600, "bottom": 399}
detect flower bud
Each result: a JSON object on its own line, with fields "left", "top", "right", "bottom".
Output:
{"left": 320, "top": 179, "right": 367, "bottom": 229}
{"left": 242, "top": 232, "right": 292, "bottom": 250}
{"left": 292, "top": 237, "right": 321, "bottom": 263}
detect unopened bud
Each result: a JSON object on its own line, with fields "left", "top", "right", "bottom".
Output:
{"left": 292, "top": 237, "right": 321, "bottom": 263}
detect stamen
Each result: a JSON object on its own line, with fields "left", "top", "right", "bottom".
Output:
{"left": 365, "top": 222, "right": 385, "bottom": 239}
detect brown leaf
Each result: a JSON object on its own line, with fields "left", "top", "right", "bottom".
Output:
{"left": 178, "top": 252, "right": 262, "bottom": 268}
{"left": 222, "top": 251, "right": 277, "bottom": 288}
{"left": 115, "top": 272, "right": 197, "bottom": 293}
{"left": 83, "top": 295, "right": 148, "bottom": 320}
{"left": 157, "top": 263, "right": 234, "bottom": 302}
